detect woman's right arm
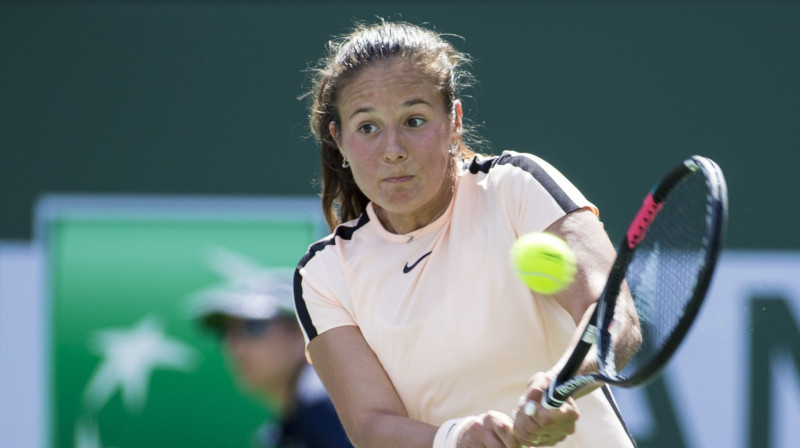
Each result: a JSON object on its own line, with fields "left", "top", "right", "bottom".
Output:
{"left": 308, "top": 326, "right": 519, "bottom": 448}
{"left": 308, "top": 325, "right": 437, "bottom": 448}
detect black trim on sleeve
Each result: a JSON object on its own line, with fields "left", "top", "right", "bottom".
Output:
{"left": 466, "top": 153, "right": 580, "bottom": 214}
{"left": 293, "top": 212, "right": 370, "bottom": 342}
{"left": 466, "top": 155, "right": 495, "bottom": 174}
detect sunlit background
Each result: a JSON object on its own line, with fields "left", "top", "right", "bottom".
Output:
{"left": 1, "top": 2, "right": 799, "bottom": 447}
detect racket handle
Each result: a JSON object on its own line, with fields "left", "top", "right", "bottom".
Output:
{"left": 543, "top": 381, "right": 565, "bottom": 409}
{"left": 543, "top": 374, "right": 598, "bottom": 409}
{"left": 543, "top": 323, "right": 598, "bottom": 409}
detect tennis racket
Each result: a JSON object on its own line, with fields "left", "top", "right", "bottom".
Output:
{"left": 543, "top": 155, "right": 728, "bottom": 408}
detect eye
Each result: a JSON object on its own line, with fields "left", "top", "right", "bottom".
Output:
{"left": 358, "top": 123, "right": 378, "bottom": 135}
{"left": 407, "top": 117, "right": 426, "bottom": 128}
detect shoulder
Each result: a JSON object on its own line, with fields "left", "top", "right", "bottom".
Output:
{"left": 461, "top": 151, "right": 588, "bottom": 213}
{"left": 294, "top": 216, "right": 370, "bottom": 346}
{"left": 297, "top": 213, "right": 371, "bottom": 270}
{"left": 463, "top": 150, "right": 563, "bottom": 182}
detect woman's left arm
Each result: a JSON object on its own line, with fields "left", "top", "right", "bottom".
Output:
{"left": 511, "top": 208, "right": 642, "bottom": 446}
{"left": 546, "top": 208, "right": 641, "bottom": 375}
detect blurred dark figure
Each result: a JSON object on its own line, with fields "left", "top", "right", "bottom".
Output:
{"left": 193, "top": 281, "right": 352, "bottom": 448}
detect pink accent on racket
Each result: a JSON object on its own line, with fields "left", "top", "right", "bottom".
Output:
{"left": 627, "top": 193, "right": 664, "bottom": 249}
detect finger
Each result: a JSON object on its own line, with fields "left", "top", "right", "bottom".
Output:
{"left": 460, "top": 412, "right": 519, "bottom": 448}
{"left": 522, "top": 396, "right": 580, "bottom": 430}
{"left": 524, "top": 383, "right": 545, "bottom": 403}
{"left": 492, "top": 421, "right": 522, "bottom": 448}
{"left": 484, "top": 410, "right": 523, "bottom": 448}
{"left": 534, "top": 433, "right": 569, "bottom": 447}
{"left": 514, "top": 395, "right": 543, "bottom": 424}
{"left": 514, "top": 399, "right": 579, "bottom": 445}
{"left": 513, "top": 398, "right": 543, "bottom": 444}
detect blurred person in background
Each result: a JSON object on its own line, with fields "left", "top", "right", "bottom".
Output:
{"left": 193, "top": 280, "right": 352, "bottom": 448}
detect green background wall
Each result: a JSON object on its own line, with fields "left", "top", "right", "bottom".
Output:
{"left": 2, "top": 1, "right": 799, "bottom": 248}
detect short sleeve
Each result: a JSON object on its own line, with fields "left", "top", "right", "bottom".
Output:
{"left": 488, "top": 151, "right": 597, "bottom": 236}
{"left": 293, "top": 236, "right": 357, "bottom": 352}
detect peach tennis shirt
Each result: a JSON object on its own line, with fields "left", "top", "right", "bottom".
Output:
{"left": 295, "top": 151, "right": 635, "bottom": 448}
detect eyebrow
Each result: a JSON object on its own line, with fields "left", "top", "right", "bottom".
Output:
{"left": 347, "top": 98, "right": 433, "bottom": 120}
{"left": 402, "top": 98, "right": 433, "bottom": 108}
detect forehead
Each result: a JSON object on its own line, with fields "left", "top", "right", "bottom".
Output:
{"left": 336, "top": 61, "right": 443, "bottom": 114}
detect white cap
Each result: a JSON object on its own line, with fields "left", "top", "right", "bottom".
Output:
{"left": 189, "top": 277, "right": 295, "bottom": 330}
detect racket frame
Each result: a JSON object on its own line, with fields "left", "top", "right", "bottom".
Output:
{"left": 543, "top": 156, "right": 728, "bottom": 409}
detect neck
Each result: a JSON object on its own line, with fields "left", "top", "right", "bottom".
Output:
{"left": 376, "top": 188, "right": 454, "bottom": 236}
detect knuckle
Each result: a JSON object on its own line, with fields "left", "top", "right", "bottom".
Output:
{"left": 512, "top": 425, "right": 529, "bottom": 442}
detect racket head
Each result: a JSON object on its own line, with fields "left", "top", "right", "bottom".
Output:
{"left": 595, "top": 155, "right": 728, "bottom": 387}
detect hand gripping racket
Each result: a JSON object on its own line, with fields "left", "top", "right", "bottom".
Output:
{"left": 544, "top": 155, "right": 728, "bottom": 408}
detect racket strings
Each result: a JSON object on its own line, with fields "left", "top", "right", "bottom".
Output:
{"left": 613, "top": 169, "right": 716, "bottom": 380}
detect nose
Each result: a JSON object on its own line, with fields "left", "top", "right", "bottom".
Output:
{"left": 382, "top": 128, "right": 408, "bottom": 163}
{"left": 224, "top": 333, "right": 247, "bottom": 359}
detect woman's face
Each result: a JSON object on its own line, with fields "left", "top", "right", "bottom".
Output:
{"left": 331, "top": 60, "right": 462, "bottom": 220}
{"left": 222, "top": 317, "right": 304, "bottom": 395}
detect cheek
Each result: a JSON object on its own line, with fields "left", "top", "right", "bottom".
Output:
{"left": 422, "top": 134, "right": 452, "bottom": 166}
{"left": 426, "top": 123, "right": 454, "bottom": 155}
{"left": 340, "top": 134, "right": 373, "bottom": 161}
{"left": 340, "top": 138, "right": 379, "bottom": 182}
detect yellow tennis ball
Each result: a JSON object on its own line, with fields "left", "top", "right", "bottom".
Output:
{"left": 510, "top": 232, "right": 577, "bottom": 294}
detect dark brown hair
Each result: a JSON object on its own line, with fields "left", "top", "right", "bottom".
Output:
{"left": 306, "top": 20, "right": 478, "bottom": 231}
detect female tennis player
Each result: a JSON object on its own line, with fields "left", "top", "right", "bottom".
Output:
{"left": 294, "top": 20, "right": 641, "bottom": 448}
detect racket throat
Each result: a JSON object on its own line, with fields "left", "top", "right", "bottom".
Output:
{"left": 581, "top": 324, "right": 598, "bottom": 343}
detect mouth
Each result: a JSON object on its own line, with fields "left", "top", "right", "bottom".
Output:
{"left": 383, "top": 174, "right": 413, "bottom": 183}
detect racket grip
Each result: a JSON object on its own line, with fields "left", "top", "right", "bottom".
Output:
{"left": 543, "top": 374, "right": 598, "bottom": 410}
{"left": 543, "top": 381, "right": 565, "bottom": 410}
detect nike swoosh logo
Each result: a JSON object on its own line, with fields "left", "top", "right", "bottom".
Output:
{"left": 403, "top": 251, "right": 432, "bottom": 273}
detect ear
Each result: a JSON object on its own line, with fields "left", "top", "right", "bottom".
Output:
{"left": 329, "top": 121, "right": 348, "bottom": 161}
{"left": 451, "top": 100, "right": 463, "bottom": 141}
{"left": 328, "top": 121, "right": 339, "bottom": 143}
